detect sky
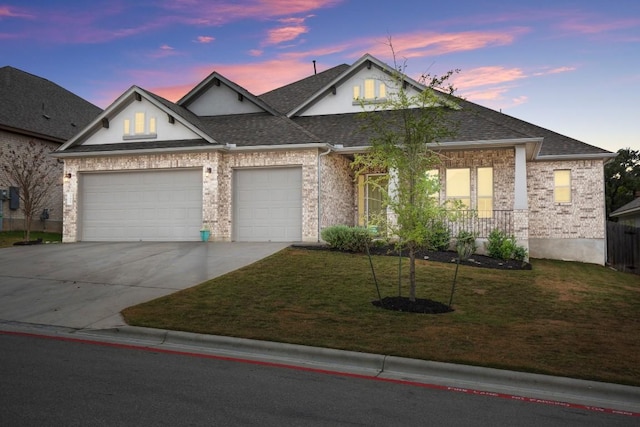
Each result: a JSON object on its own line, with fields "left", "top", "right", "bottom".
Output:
{"left": 1, "top": 0, "right": 638, "bottom": 153}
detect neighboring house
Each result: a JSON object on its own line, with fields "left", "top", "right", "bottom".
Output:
{"left": 610, "top": 194, "right": 640, "bottom": 227}
{"left": 0, "top": 66, "right": 102, "bottom": 233}
{"left": 53, "top": 54, "right": 615, "bottom": 264}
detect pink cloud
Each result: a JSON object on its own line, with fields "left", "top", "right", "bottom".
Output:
{"left": 359, "top": 28, "right": 529, "bottom": 60}
{"left": 452, "top": 66, "right": 526, "bottom": 90}
{"left": 0, "top": 5, "right": 34, "bottom": 19}
{"left": 264, "top": 25, "right": 309, "bottom": 45}
{"left": 560, "top": 16, "right": 640, "bottom": 35}
{"left": 165, "top": 0, "right": 342, "bottom": 24}
{"left": 196, "top": 35, "right": 215, "bottom": 43}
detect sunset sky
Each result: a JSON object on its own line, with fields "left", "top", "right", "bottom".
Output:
{"left": 1, "top": 0, "right": 638, "bottom": 153}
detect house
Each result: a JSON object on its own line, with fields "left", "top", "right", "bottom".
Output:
{"left": 53, "top": 54, "right": 615, "bottom": 264}
{"left": 610, "top": 192, "right": 640, "bottom": 227}
{"left": 0, "top": 66, "right": 102, "bottom": 232}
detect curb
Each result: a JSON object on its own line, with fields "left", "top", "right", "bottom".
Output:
{"left": 79, "top": 325, "right": 640, "bottom": 415}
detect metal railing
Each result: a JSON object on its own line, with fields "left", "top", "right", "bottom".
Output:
{"left": 442, "top": 210, "right": 513, "bottom": 238}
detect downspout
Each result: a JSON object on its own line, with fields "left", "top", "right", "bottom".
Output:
{"left": 317, "top": 145, "right": 333, "bottom": 242}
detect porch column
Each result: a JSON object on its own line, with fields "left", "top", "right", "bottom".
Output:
{"left": 514, "top": 145, "right": 528, "bottom": 210}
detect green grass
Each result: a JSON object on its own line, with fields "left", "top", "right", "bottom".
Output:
{"left": 0, "top": 231, "right": 62, "bottom": 248}
{"left": 121, "top": 247, "right": 638, "bottom": 386}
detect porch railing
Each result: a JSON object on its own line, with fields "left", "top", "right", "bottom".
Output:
{"left": 441, "top": 210, "right": 513, "bottom": 238}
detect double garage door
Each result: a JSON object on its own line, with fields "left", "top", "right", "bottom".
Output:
{"left": 79, "top": 168, "right": 302, "bottom": 242}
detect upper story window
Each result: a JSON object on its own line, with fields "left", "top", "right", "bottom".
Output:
{"left": 426, "top": 169, "right": 440, "bottom": 200}
{"left": 123, "top": 112, "right": 157, "bottom": 139}
{"left": 554, "top": 169, "right": 571, "bottom": 203}
{"left": 353, "top": 78, "right": 387, "bottom": 103}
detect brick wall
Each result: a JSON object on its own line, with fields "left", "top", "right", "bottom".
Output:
{"left": 63, "top": 148, "right": 321, "bottom": 242}
{"left": 527, "top": 159, "right": 606, "bottom": 239}
{"left": 0, "top": 130, "right": 63, "bottom": 232}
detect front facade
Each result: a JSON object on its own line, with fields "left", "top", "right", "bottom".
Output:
{"left": 55, "top": 54, "right": 614, "bottom": 264}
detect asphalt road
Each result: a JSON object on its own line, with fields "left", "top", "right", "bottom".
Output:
{"left": 1, "top": 331, "right": 635, "bottom": 427}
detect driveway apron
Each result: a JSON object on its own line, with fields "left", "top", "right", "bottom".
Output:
{"left": 0, "top": 242, "right": 289, "bottom": 330}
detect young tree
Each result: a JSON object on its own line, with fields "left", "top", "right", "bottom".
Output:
{"left": 1, "top": 140, "right": 59, "bottom": 241}
{"left": 353, "top": 52, "right": 460, "bottom": 302}
{"left": 605, "top": 148, "right": 640, "bottom": 217}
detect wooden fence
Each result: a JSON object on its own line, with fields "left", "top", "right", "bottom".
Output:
{"left": 607, "top": 221, "right": 640, "bottom": 274}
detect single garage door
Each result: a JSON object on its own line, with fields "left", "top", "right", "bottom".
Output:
{"left": 234, "top": 167, "right": 302, "bottom": 241}
{"left": 81, "top": 169, "right": 202, "bottom": 241}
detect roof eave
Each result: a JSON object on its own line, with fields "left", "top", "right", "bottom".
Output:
{"left": 535, "top": 152, "right": 618, "bottom": 162}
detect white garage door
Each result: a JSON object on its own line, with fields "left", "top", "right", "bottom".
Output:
{"left": 234, "top": 168, "right": 302, "bottom": 242}
{"left": 81, "top": 169, "right": 202, "bottom": 241}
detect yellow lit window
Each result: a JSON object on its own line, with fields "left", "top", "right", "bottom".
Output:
{"left": 379, "top": 83, "right": 386, "bottom": 99}
{"left": 364, "top": 79, "right": 375, "bottom": 99}
{"left": 477, "top": 167, "right": 493, "bottom": 218}
{"left": 123, "top": 119, "right": 131, "bottom": 135}
{"left": 149, "top": 117, "right": 156, "bottom": 134}
{"left": 554, "top": 170, "right": 571, "bottom": 203}
{"left": 353, "top": 85, "right": 360, "bottom": 100}
{"left": 134, "top": 112, "right": 145, "bottom": 134}
{"left": 446, "top": 168, "right": 470, "bottom": 208}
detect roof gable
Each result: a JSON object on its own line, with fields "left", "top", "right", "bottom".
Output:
{"left": 287, "top": 54, "right": 427, "bottom": 117}
{"left": 58, "top": 86, "right": 215, "bottom": 152}
{"left": 0, "top": 66, "right": 101, "bottom": 142}
{"left": 178, "top": 72, "right": 278, "bottom": 116}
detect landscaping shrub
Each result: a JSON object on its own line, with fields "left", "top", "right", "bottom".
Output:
{"left": 486, "top": 229, "right": 527, "bottom": 261}
{"left": 321, "top": 225, "right": 372, "bottom": 252}
{"left": 425, "top": 220, "right": 451, "bottom": 251}
{"left": 455, "top": 230, "right": 477, "bottom": 261}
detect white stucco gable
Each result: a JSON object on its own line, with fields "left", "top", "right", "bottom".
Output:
{"left": 58, "top": 86, "right": 215, "bottom": 151}
{"left": 290, "top": 53, "right": 426, "bottom": 117}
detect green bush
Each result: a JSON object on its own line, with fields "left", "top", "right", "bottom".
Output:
{"left": 486, "top": 229, "right": 527, "bottom": 261}
{"left": 426, "top": 220, "right": 451, "bottom": 251}
{"left": 455, "top": 230, "right": 477, "bottom": 261}
{"left": 321, "top": 225, "right": 372, "bottom": 252}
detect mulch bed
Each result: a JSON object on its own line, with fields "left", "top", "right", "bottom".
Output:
{"left": 293, "top": 243, "right": 531, "bottom": 315}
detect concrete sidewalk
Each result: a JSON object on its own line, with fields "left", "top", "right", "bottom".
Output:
{"left": 0, "top": 242, "right": 288, "bottom": 329}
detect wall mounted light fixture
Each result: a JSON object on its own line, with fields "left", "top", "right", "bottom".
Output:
{"left": 65, "top": 173, "right": 72, "bottom": 179}
{"left": 205, "top": 167, "right": 212, "bottom": 174}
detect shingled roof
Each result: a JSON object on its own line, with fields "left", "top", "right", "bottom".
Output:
{"left": 0, "top": 66, "right": 101, "bottom": 142}
{"left": 259, "top": 64, "right": 350, "bottom": 114}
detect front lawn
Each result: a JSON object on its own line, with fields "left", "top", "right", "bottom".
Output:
{"left": 122, "top": 247, "right": 640, "bottom": 386}
{"left": 0, "top": 231, "right": 62, "bottom": 248}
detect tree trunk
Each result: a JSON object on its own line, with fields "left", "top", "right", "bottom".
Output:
{"left": 409, "top": 244, "right": 416, "bottom": 302}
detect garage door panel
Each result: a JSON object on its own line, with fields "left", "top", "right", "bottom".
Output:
{"left": 81, "top": 170, "right": 202, "bottom": 241}
{"left": 234, "top": 168, "right": 302, "bottom": 242}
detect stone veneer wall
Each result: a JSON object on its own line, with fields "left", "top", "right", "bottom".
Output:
{"left": 320, "top": 153, "right": 355, "bottom": 230}
{"left": 216, "top": 149, "right": 319, "bottom": 242}
{"left": 0, "top": 129, "right": 63, "bottom": 232}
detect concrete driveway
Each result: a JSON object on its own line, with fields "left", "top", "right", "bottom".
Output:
{"left": 0, "top": 242, "right": 289, "bottom": 330}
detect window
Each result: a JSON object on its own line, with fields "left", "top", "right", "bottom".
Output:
{"left": 353, "top": 78, "right": 387, "bottom": 102}
{"left": 365, "top": 175, "right": 388, "bottom": 225}
{"left": 123, "top": 111, "right": 157, "bottom": 139}
{"left": 477, "top": 167, "right": 493, "bottom": 218}
{"left": 426, "top": 169, "right": 439, "bottom": 200}
{"left": 446, "top": 168, "right": 470, "bottom": 208}
{"left": 554, "top": 170, "right": 571, "bottom": 203}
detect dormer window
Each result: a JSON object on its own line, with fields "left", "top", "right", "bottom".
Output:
{"left": 123, "top": 112, "right": 157, "bottom": 139}
{"left": 353, "top": 78, "right": 387, "bottom": 104}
